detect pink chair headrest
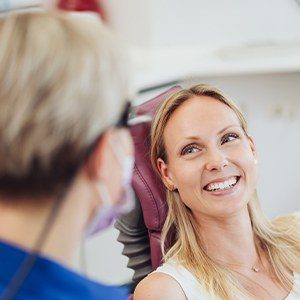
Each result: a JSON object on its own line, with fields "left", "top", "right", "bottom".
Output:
{"left": 131, "top": 86, "right": 182, "bottom": 231}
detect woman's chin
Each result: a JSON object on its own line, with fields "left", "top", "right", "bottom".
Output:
{"left": 202, "top": 180, "right": 251, "bottom": 217}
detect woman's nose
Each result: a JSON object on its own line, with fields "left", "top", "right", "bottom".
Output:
{"left": 204, "top": 149, "right": 228, "bottom": 172}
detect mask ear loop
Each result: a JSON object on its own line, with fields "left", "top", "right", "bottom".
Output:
{"left": 0, "top": 184, "right": 71, "bottom": 300}
{"left": 84, "top": 181, "right": 113, "bottom": 237}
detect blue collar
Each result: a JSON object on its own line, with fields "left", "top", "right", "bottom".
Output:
{"left": 0, "top": 240, "right": 128, "bottom": 299}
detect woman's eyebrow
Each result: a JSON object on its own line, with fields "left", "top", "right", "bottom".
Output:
{"left": 173, "top": 136, "right": 199, "bottom": 151}
{"left": 217, "top": 125, "right": 241, "bottom": 135}
{"left": 182, "top": 125, "right": 240, "bottom": 140}
{"left": 181, "top": 135, "right": 201, "bottom": 141}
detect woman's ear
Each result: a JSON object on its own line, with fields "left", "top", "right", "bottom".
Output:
{"left": 157, "top": 158, "right": 176, "bottom": 191}
{"left": 247, "top": 135, "right": 257, "bottom": 159}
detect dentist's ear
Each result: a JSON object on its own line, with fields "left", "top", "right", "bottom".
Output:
{"left": 85, "top": 129, "right": 113, "bottom": 181}
{"left": 157, "top": 158, "right": 177, "bottom": 191}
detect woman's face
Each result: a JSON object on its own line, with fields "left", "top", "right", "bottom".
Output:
{"left": 158, "top": 96, "right": 257, "bottom": 219}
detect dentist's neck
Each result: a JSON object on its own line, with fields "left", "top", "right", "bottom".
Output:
{"left": 0, "top": 174, "right": 94, "bottom": 266}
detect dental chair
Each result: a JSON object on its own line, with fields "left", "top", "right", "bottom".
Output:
{"left": 115, "top": 86, "right": 182, "bottom": 292}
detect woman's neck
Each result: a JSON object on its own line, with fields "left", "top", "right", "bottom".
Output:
{"left": 195, "top": 208, "right": 259, "bottom": 268}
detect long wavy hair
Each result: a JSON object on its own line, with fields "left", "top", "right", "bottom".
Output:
{"left": 150, "top": 84, "right": 300, "bottom": 299}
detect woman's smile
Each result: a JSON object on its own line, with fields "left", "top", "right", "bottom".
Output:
{"left": 203, "top": 175, "right": 242, "bottom": 197}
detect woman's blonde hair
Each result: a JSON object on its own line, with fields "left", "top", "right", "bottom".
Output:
{"left": 150, "top": 84, "right": 300, "bottom": 299}
{"left": 0, "top": 11, "right": 131, "bottom": 197}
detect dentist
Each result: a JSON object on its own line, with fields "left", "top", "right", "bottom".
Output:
{"left": 0, "top": 10, "right": 134, "bottom": 300}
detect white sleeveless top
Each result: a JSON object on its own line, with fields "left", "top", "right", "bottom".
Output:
{"left": 153, "top": 260, "right": 300, "bottom": 300}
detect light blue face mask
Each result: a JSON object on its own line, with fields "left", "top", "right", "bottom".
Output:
{"left": 85, "top": 153, "right": 135, "bottom": 236}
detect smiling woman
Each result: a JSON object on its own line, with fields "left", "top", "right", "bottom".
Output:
{"left": 134, "top": 84, "right": 300, "bottom": 300}
{"left": 156, "top": 94, "right": 258, "bottom": 220}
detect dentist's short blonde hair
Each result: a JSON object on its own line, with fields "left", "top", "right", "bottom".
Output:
{"left": 0, "top": 11, "right": 131, "bottom": 197}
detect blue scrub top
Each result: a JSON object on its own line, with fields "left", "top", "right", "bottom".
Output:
{"left": 0, "top": 240, "right": 128, "bottom": 299}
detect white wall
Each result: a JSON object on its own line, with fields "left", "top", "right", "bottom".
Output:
{"left": 74, "top": 226, "right": 133, "bottom": 285}
{"left": 103, "top": 0, "right": 300, "bottom": 49}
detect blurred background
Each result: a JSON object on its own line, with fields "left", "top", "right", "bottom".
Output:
{"left": 2, "top": 0, "right": 300, "bottom": 288}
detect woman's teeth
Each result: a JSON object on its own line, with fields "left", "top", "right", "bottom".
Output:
{"left": 205, "top": 176, "right": 238, "bottom": 192}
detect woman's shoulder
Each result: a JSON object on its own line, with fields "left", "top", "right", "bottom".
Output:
{"left": 134, "top": 260, "right": 207, "bottom": 300}
{"left": 272, "top": 212, "right": 300, "bottom": 229}
{"left": 133, "top": 270, "right": 186, "bottom": 300}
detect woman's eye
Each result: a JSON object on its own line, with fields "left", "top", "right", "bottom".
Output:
{"left": 221, "top": 133, "right": 239, "bottom": 145}
{"left": 181, "top": 145, "right": 200, "bottom": 155}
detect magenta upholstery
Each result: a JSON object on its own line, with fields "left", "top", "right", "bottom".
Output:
{"left": 130, "top": 86, "right": 181, "bottom": 270}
